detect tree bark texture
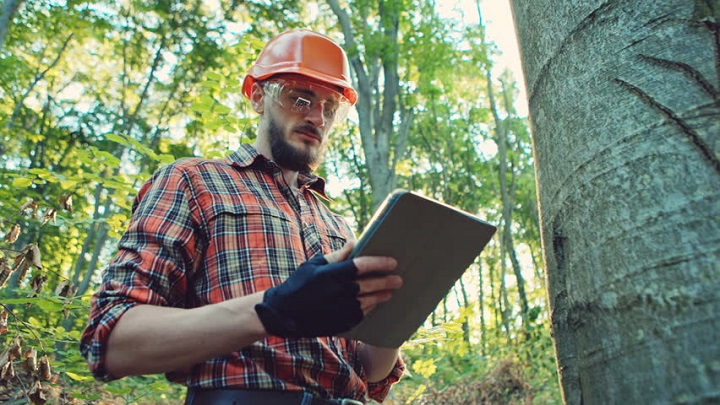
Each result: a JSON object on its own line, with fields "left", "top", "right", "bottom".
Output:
{"left": 511, "top": 1, "right": 720, "bottom": 403}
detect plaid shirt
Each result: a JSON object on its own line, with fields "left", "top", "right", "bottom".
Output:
{"left": 80, "top": 144, "right": 404, "bottom": 402}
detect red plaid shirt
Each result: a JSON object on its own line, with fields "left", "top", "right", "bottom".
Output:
{"left": 80, "top": 144, "right": 404, "bottom": 402}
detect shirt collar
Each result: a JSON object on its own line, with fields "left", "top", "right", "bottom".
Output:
{"left": 226, "top": 144, "right": 330, "bottom": 200}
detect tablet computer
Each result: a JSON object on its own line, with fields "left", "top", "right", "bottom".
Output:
{"left": 340, "top": 190, "right": 497, "bottom": 347}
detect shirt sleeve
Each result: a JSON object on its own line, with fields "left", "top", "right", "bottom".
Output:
{"left": 80, "top": 163, "right": 201, "bottom": 381}
{"left": 366, "top": 353, "right": 406, "bottom": 402}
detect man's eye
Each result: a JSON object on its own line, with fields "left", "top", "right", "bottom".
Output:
{"left": 322, "top": 101, "right": 338, "bottom": 113}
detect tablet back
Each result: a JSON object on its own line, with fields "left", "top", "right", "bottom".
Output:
{"left": 341, "top": 190, "right": 497, "bottom": 347}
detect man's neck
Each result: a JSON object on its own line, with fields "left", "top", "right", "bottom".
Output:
{"left": 252, "top": 139, "right": 300, "bottom": 189}
{"left": 282, "top": 168, "right": 300, "bottom": 189}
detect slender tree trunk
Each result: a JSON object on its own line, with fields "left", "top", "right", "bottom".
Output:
{"left": 457, "top": 279, "right": 471, "bottom": 346}
{"left": 441, "top": 296, "right": 448, "bottom": 324}
{"left": 489, "top": 68, "right": 531, "bottom": 329}
{"left": 327, "top": 0, "right": 415, "bottom": 210}
{"left": 0, "top": 0, "right": 23, "bottom": 51}
{"left": 511, "top": 0, "right": 720, "bottom": 402}
{"left": 499, "top": 79, "right": 531, "bottom": 324}
{"left": 487, "top": 250, "right": 501, "bottom": 336}
{"left": 7, "top": 34, "right": 73, "bottom": 129}
{"left": 477, "top": 259, "right": 486, "bottom": 355}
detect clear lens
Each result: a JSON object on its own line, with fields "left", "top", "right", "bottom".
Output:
{"left": 264, "top": 79, "right": 351, "bottom": 123}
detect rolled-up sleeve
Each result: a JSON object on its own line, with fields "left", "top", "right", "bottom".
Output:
{"left": 366, "top": 354, "right": 405, "bottom": 402}
{"left": 80, "top": 163, "right": 201, "bottom": 381}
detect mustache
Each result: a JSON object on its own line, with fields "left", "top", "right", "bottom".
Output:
{"left": 294, "top": 124, "right": 322, "bottom": 139}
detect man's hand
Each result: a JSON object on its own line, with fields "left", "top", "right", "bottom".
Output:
{"left": 255, "top": 243, "right": 402, "bottom": 338}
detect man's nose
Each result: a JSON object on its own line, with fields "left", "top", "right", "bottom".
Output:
{"left": 304, "top": 103, "right": 327, "bottom": 127}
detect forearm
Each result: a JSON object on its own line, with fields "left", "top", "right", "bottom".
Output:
{"left": 105, "top": 291, "right": 267, "bottom": 378}
{"left": 358, "top": 344, "right": 400, "bottom": 382}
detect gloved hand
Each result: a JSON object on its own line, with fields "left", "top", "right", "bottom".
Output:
{"left": 255, "top": 254, "right": 363, "bottom": 338}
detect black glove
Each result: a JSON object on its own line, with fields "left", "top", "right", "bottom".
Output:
{"left": 255, "top": 254, "right": 363, "bottom": 338}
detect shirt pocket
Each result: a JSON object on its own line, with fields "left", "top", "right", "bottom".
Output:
{"left": 203, "top": 199, "right": 298, "bottom": 299}
{"left": 325, "top": 228, "right": 349, "bottom": 252}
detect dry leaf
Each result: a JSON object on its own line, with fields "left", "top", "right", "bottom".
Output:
{"left": 55, "top": 280, "right": 78, "bottom": 298}
{"left": 39, "top": 355, "right": 51, "bottom": 381}
{"left": 28, "top": 380, "right": 47, "bottom": 405}
{"left": 14, "top": 256, "right": 31, "bottom": 282}
{"left": 9, "top": 337, "right": 22, "bottom": 360}
{"left": 0, "top": 258, "right": 11, "bottom": 288}
{"left": 40, "top": 208, "right": 57, "bottom": 226}
{"left": 0, "top": 359, "right": 14, "bottom": 380}
{"left": 0, "top": 348, "right": 9, "bottom": 370}
{"left": 20, "top": 199, "right": 38, "bottom": 217}
{"left": 0, "top": 311, "right": 7, "bottom": 335}
{"left": 12, "top": 249, "right": 31, "bottom": 282}
{"left": 30, "top": 243, "right": 42, "bottom": 269}
{"left": 4, "top": 224, "right": 20, "bottom": 244}
{"left": 55, "top": 280, "right": 70, "bottom": 297}
{"left": 59, "top": 194, "right": 73, "bottom": 213}
{"left": 24, "top": 347, "right": 37, "bottom": 373}
{"left": 28, "top": 274, "right": 47, "bottom": 297}
{"left": 13, "top": 244, "right": 42, "bottom": 281}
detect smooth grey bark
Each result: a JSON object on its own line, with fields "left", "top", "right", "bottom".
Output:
{"left": 511, "top": 1, "right": 720, "bottom": 403}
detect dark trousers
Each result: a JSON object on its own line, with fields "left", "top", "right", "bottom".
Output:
{"left": 184, "top": 389, "right": 364, "bottom": 405}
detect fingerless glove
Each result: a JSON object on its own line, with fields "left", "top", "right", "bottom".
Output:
{"left": 255, "top": 254, "right": 363, "bottom": 338}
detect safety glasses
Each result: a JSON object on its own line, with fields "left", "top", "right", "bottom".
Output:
{"left": 263, "top": 79, "right": 351, "bottom": 123}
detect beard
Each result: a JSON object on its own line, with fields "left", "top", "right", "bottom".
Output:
{"left": 268, "top": 113, "right": 324, "bottom": 173}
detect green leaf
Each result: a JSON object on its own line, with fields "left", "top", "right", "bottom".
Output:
{"left": 107, "top": 386, "right": 133, "bottom": 395}
{"left": 199, "top": 95, "right": 214, "bottom": 106}
{"left": 66, "top": 371, "right": 95, "bottom": 382}
{"left": 35, "top": 298, "right": 64, "bottom": 312}
{"left": 158, "top": 154, "right": 176, "bottom": 164}
{"left": 27, "top": 316, "right": 42, "bottom": 326}
{"left": 28, "top": 168, "right": 50, "bottom": 176}
{"left": 206, "top": 119, "right": 224, "bottom": 130}
{"left": 201, "top": 80, "right": 219, "bottom": 89}
{"left": 60, "top": 180, "right": 79, "bottom": 190}
{"left": 206, "top": 72, "right": 223, "bottom": 81}
{"left": 214, "top": 104, "right": 231, "bottom": 114}
{"left": 2, "top": 297, "right": 43, "bottom": 305}
{"left": 12, "top": 177, "right": 33, "bottom": 188}
{"left": 105, "top": 133, "right": 130, "bottom": 146}
{"left": 191, "top": 102, "right": 211, "bottom": 113}
{"left": 72, "top": 393, "right": 102, "bottom": 400}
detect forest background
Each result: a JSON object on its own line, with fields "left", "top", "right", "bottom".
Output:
{"left": 0, "top": 0, "right": 557, "bottom": 403}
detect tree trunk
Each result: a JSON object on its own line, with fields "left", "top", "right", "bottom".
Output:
{"left": 0, "top": 0, "right": 23, "bottom": 51}
{"left": 327, "top": 0, "right": 415, "bottom": 210}
{"left": 488, "top": 68, "right": 531, "bottom": 330}
{"left": 477, "top": 259, "right": 486, "bottom": 355}
{"left": 511, "top": 0, "right": 720, "bottom": 403}
{"left": 457, "top": 279, "right": 471, "bottom": 346}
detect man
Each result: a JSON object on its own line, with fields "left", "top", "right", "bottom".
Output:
{"left": 80, "top": 29, "right": 405, "bottom": 404}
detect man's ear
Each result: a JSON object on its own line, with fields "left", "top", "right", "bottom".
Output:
{"left": 251, "top": 83, "right": 264, "bottom": 114}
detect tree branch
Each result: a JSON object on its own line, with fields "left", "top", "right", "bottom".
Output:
{"left": 6, "top": 33, "right": 74, "bottom": 129}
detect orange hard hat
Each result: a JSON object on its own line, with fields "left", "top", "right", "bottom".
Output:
{"left": 242, "top": 29, "right": 357, "bottom": 105}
